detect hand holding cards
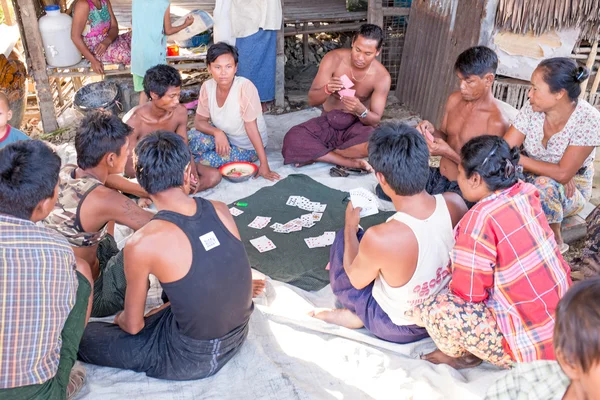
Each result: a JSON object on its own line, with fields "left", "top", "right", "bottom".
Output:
{"left": 349, "top": 187, "right": 379, "bottom": 218}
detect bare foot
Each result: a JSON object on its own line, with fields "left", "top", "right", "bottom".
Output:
{"left": 294, "top": 161, "right": 316, "bottom": 168}
{"left": 309, "top": 308, "right": 364, "bottom": 329}
{"left": 421, "top": 349, "right": 482, "bottom": 369}
{"left": 252, "top": 279, "right": 266, "bottom": 297}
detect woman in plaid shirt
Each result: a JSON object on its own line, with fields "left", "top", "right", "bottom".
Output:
{"left": 407, "top": 135, "right": 571, "bottom": 369}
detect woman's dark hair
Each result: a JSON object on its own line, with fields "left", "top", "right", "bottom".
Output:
{"left": 538, "top": 57, "right": 590, "bottom": 102}
{"left": 207, "top": 42, "right": 239, "bottom": 65}
{"left": 460, "top": 135, "right": 521, "bottom": 191}
{"left": 454, "top": 46, "right": 498, "bottom": 78}
{"left": 554, "top": 277, "right": 600, "bottom": 373}
{"left": 76, "top": 110, "right": 132, "bottom": 169}
{"left": 143, "top": 64, "right": 182, "bottom": 99}
{"left": 134, "top": 131, "right": 190, "bottom": 195}
{"left": 0, "top": 140, "right": 61, "bottom": 220}
{"left": 368, "top": 121, "right": 430, "bottom": 196}
{"left": 352, "top": 24, "right": 384, "bottom": 50}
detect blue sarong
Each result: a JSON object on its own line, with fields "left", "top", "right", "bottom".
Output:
{"left": 236, "top": 29, "right": 277, "bottom": 102}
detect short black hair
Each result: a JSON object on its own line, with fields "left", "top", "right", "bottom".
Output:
{"left": 368, "top": 121, "right": 429, "bottom": 196}
{"left": 538, "top": 57, "right": 590, "bottom": 102}
{"left": 460, "top": 135, "right": 521, "bottom": 191}
{"left": 75, "top": 109, "right": 132, "bottom": 169}
{"left": 134, "top": 131, "right": 190, "bottom": 195}
{"left": 352, "top": 24, "right": 384, "bottom": 50}
{"left": 0, "top": 140, "right": 61, "bottom": 220}
{"left": 554, "top": 277, "right": 600, "bottom": 373}
{"left": 207, "top": 42, "right": 239, "bottom": 65}
{"left": 454, "top": 46, "right": 498, "bottom": 78}
{"left": 143, "top": 64, "right": 182, "bottom": 99}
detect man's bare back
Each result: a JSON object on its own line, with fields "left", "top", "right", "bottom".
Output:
{"left": 123, "top": 104, "right": 188, "bottom": 177}
{"left": 431, "top": 91, "right": 509, "bottom": 181}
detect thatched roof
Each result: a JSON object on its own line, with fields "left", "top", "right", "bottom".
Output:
{"left": 495, "top": 0, "right": 600, "bottom": 41}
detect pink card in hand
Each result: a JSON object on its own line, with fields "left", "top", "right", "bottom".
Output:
{"left": 339, "top": 89, "right": 356, "bottom": 98}
{"left": 424, "top": 129, "right": 435, "bottom": 142}
{"left": 340, "top": 74, "right": 354, "bottom": 89}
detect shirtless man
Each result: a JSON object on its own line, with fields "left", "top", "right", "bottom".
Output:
{"left": 282, "top": 24, "right": 391, "bottom": 170}
{"left": 124, "top": 64, "right": 222, "bottom": 192}
{"left": 44, "top": 110, "right": 154, "bottom": 318}
{"left": 376, "top": 46, "right": 510, "bottom": 204}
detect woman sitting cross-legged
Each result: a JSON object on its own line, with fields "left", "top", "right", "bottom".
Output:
{"left": 190, "top": 42, "right": 280, "bottom": 181}
{"left": 407, "top": 135, "right": 572, "bottom": 369}
{"left": 504, "top": 58, "right": 600, "bottom": 254}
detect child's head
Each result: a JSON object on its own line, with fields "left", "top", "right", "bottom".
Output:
{"left": 75, "top": 110, "right": 132, "bottom": 174}
{"left": 134, "top": 130, "right": 191, "bottom": 195}
{"left": 458, "top": 135, "right": 520, "bottom": 202}
{"left": 0, "top": 92, "right": 12, "bottom": 129}
{"left": 143, "top": 64, "right": 182, "bottom": 110}
{"left": 368, "top": 121, "right": 430, "bottom": 198}
{"left": 0, "top": 140, "right": 61, "bottom": 221}
{"left": 554, "top": 278, "right": 600, "bottom": 400}
{"left": 207, "top": 42, "right": 239, "bottom": 84}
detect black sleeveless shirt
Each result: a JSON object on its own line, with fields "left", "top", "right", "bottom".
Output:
{"left": 155, "top": 198, "right": 253, "bottom": 340}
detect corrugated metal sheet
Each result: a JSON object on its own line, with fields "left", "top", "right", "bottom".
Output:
{"left": 395, "top": 0, "right": 488, "bottom": 125}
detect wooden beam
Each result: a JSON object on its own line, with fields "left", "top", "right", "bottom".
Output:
{"left": 590, "top": 68, "right": 600, "bottom": 97}
{"left": 302, "top": 23, "right": 309, "bottom": 65}
{"left": 367, "top": 0, "right": 383, "bottom": 28}
{"left": 284, "top": 22, "right": 364, "bottom": 37}
{"left": 13, "top": 0, "right": 59, "bottom": 132}
{"left": 381, "top": 7, "right": 410, "bottom": 17}
{"left": 1, "top": 0, "right": 13, "bottom": 25}
{"left": 580, "top": 41, "right": 598, "bottom": 100}
{"left": 275, "top": 0, "right": 285, "bottom": 108}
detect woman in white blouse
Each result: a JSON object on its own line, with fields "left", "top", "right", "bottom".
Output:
{"left": 504, "top": 58, "right": 600, "bottom": 253}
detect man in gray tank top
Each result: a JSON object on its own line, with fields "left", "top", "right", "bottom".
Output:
{"left": 312, "top": 122, "right": 468, "bottom": 343}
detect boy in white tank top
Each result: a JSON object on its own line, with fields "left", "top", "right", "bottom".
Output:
{"left": 312, "top": 122, "right": 467, "bottom": 343}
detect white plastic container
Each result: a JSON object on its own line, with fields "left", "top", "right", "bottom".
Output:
{"left": 38, "top": 5, "right": 82, "bottom": 67}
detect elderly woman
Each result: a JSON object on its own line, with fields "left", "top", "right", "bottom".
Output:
{"left": 504, "top": 58, "right": 600, "bottom": 253}
{"left": 71, "top": 0, "right": 131, "bottom": 75}
{"left": 190, "top": 42, "right": 280, "bottom": 181}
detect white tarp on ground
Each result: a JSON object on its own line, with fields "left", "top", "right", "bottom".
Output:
{"left": 58, "top": 109, "right": 508, "bottom": 399}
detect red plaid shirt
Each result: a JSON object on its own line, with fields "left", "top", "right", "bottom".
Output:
{"left": 449, "top": 182, "right": 571, "bottom": 362}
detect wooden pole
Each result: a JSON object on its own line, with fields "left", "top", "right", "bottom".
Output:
{"left": 367, "top": 0, "right": 383, "bottom": 61}
{"left": 13, "top": 0, "right": 59, "bottom": 132}
{"left": 275, "top": 0, "right": 285, "bottom": 108}
{"left": 1, "top": 0, "right": 13, "bottom": 25}
{"left": 580, "top": 41, "right": 598, "bottom": 100}
{"left": 302, "top": 23, "right": 309, "bottom": 65}
{"left": 590, "top": 67, "right": 600, "bottom": 101}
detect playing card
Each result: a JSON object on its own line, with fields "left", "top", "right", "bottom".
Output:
{"left": 300, "top": 214, "right": 315, "bottom": 228}
{"left": 340, "top": 74, "right": 354, "bottom": 89}
{"left": 270, "top": 222, "right": 283, "bottom": 230}
{"left": 250, "top": 236, "right": 276, "bottom": 253}
{"left": 229, "top": 207, "right": 243, "bottom": 216}
{"left": 311, "top": 212, "right": 323, "bottom": 222}
{"left": 248, "top": 216, "right": 271, "bottom": 229}
{"left": 322, "top": 231, "right": 336, "bottom": 246}
{"left": 349, "top": 188, "right": 379, "bottom": 218}
{"left": 424, "top": 129, "right": 435, "bottom": 142}
{"left": 339, "top": 88, "right": 356, "bottom": 98}
{"left": 304, "top": 237, "right": 322, "bottom": 249}
{"left": 286, "top": 196, "right": 301, "bottom": 206}
{"left": 314, "top": 204, "right": 327, "bottom": 213}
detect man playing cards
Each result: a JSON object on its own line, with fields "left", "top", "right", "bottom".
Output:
{"left": 312, "top": 122, "right": 467, "bottom": 343}
{"left": 281, "top": 24, "right": 391, "bottom": 171}
{"left": 78, "top": 132, "right": 255, "bottom": 380}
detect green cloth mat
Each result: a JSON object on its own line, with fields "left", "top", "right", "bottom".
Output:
{"left": 230, "top": 174, "right": 393, "bottom": 291}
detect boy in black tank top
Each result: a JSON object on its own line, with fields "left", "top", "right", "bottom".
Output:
{"left": 78, "top": 131, "right": 254, "bottom": 380}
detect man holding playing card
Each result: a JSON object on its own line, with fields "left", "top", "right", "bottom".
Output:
{"left": 312, "top": 122, "right": 467, "bottom": 344}
{"left": 375, "top": 46, "right": 510, "bottom": 206}
{"left": 282, "top": 24, "right": 391, "bottom": 170}
{"left": 78, "top": 131, "right": 255, "bottom": 380}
